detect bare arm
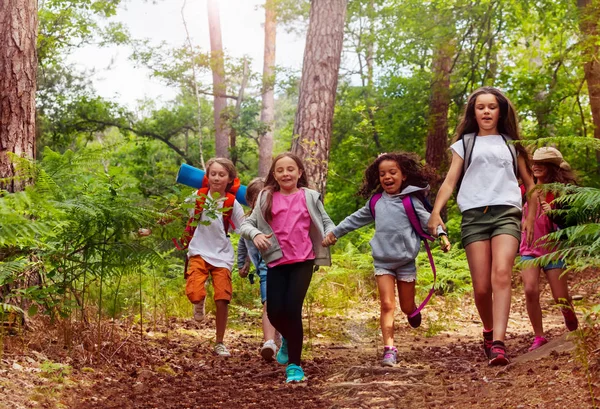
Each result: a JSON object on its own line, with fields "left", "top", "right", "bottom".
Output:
{"left": 427, "top": 151, "right": 464, "bottom": 236}
{"left": 518, "top": 155, "right": 536, "bottom": 244}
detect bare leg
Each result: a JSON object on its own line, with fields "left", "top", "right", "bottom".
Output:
{"left": 490, "top": 234, "right": 519, "bottom": 341}
{"left": 397, "top": 280, "right": 417, "bottom": 315}
{"left": 545, "top": 268, "right": 571, "bottom": 306}
{"left": 215, "top": 300, "right": 228, "bottom": 343}
{"left": 262, "top": 302, "right": 277, "bottom": 341}
{"left": 377, "top": 275, "right": 397, "bottom": 346}
{"left": 521, "top": 266, "right": 544, "bottom": 337}
{"left": 465, "top": 241, "right": 493, "bottom": 330}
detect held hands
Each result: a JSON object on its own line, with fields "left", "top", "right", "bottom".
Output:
{"left": 439, "top": 234, "right": 451, "bottom": 252}
{"left": 540, "top": 201, "right": 552, "bottom": 214}
{"left": 239, "top": 259, "right": 250, "bottom": 278}
{"left": 427, "top": 212, "right": 445, "bottom": 238}
{"left": 253, "top": 233, "right": 273, "bottom": 251}
{"left": 322, "top": 232, "right": 338, "bottom": 247}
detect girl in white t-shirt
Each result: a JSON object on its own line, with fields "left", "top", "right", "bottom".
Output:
{"left": 427, "top": 87, "right": 536, "bottom": 366}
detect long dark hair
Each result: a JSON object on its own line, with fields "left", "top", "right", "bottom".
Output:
{"left": 536, "top": 163, "right": 578, "bottom": 185}
{"left": 262, "top": 152, "right": 309, "bottom": 223}
{"left": 358, "top": 152, "right": 437, "bottom": 200}
{"left": 454, "top": 87, "right": 531, "bottom": 173}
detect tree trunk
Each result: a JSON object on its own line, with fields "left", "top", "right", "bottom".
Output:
{"left": 0, "top": 0, "right": 37, "bottom": 193}
{"left": 258, "top": 0, "right": 276, "bottom": 177}
{"left": 207, "top": 0, "right": 228, "bottom": 158}
{"left": 291, "top": 0, "right": 348, "bottom": 195}
{"left": 425, "top": 40, "right": 453, "bottom": 176}
{"left": 577, "top": 0, "right": 600, "bottom": 174}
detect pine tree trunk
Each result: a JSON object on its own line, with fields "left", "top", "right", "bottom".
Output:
{"left": 0, "top": 0, "right": 37, "bottom": 193}
{"left": 207, "top": 0, "right": 229, "bottom": 158}
{"left": 291, "top": 0, "right": 347, "bottom": 195}
{"left": 425, "top": 40, "right": 453, "bottom": 175}
{"left": 258, "top": 0, "right": 276, "bottom": 177}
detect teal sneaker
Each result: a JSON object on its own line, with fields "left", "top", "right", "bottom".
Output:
{"left": 285, "top": 364, "right": 306, "bottom": 383}
{"left": 276, "top": 338, "right": 289, "bottom": 365}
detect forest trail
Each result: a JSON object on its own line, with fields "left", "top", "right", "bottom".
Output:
{"left": 2, "top": 276, "right": 598, "bottom": 409}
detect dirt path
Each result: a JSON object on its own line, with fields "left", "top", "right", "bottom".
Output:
{"left": 64, "top": 297, "right": 597, "bottom": 409}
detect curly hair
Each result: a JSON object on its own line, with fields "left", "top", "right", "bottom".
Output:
{"left": 358, "top": 152, "right": 437, "bottom": 199}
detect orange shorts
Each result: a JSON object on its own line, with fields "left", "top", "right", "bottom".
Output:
{"left": 185, "top": 256, "right": 232, "bottom": 303}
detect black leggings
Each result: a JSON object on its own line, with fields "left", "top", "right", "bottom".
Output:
{"left": 266, "top": 260, "right": 314, "bottom": 366}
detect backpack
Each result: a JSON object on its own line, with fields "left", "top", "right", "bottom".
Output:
{"left": 172, "top": 176, "right": 241, "bottom": 251}
{"left": 458, "top": 133, "right": 518, "bottom": 192}
{"left": 368, "top": 193, "right": 438, "bottom": 317}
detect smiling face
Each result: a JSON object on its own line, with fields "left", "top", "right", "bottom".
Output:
{"left": 474, "top": 93, "right": 500, "bottom": 135}
{"left": 532, "top": 162, "right": 550, "bottom": 184}
{"left": 378, "top": 159, "right": 406, "bottom": 195}
{"left": 207, "top": 162, "right": 233, "bottom": 196}
{"left": 273, "top": 156, "right": 302, "bottom": 194}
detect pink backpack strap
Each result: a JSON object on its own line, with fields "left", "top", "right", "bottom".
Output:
{"left": 401, "top": 195, "right": 436, "bottom": 318}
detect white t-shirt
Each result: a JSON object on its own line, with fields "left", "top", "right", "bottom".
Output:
{"left": 187, "top": 195, "right": 245, "bottom": 270}
{"left": 451, "top": 135, "right": 522, "bottom": 212}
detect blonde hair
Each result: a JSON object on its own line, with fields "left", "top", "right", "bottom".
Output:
{"left": 205, "top": 157, "right": 237, "bottom": 190}
{"left": 246, "top": 177, "right": 265, "bottom": 209}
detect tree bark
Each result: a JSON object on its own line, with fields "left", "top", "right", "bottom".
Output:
{"left": 207, "top": 0, "right": 229, "bottom": 158}
{"left": 258, "top": 0, "right": 277, "bottom": 177}
{"left": 577, "top": 0, "right": 600, "bottom": 174}
{"left": 425, "top": 40, "right": 453, "bottom": 176}
{"left": 0, "top": 0, "right": 37, "bottom": 193}
{"left": 291, "top": 0, "right": 348, "bottom": 195}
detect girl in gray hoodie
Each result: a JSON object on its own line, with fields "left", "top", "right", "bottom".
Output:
{"left": 324, "top": 152, "right": 450, "bottom": 367}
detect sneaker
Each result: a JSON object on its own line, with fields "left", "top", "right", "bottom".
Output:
{"left": 276, "top": 338, "right": 289, "bottom": 365}
{"left": 488, "top": 341, "right": 509, "bottom": 366}
{"left": 261, "top": 339, "right": 277, "bottom": 362}
{"left": 381, "top": 346, "right": 398, "bottom": 367}
{"left": 214, "top": 342, "right": 231, "bottom": 357}
{"left": 561, "top": 307, "right": 579, "bottom": 331}
{"left": 483, "top": 329, "right": 493, "bottom": 359}
{"left": 407, "top": 311, "right": 422, "bottom": 328}
{"left": 528, "top": 336, "right": 548, "bottom": 352}
{"left": 285, "top": 364, "right": 306, "bottom": 383}
{"left": 193, "top": 299, "right": 205, "bottom": 321}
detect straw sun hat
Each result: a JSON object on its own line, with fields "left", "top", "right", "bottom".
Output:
{"left": 532, "top": 147, "right": 571, "bottom": 170}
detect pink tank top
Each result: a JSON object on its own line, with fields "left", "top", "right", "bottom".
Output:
{"left": 268, "top": 189, "right": 314, "bottom": 267}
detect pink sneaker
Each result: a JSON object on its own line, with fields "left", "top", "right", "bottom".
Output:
{"left": 561, "top": 308, "right": 579, "bottom": 331}
{"left": 528, "top": 336, "right": 548, "bottom": 352}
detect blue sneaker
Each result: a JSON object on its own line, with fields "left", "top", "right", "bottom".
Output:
{"left": 276, "top": 338, "right": 289, "bottom": 365}
{"left": 285, "top": 364, "right": 306, "bottom": 383}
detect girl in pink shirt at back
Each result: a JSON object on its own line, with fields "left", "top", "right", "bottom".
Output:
{"left": 240, "top": 153, "right": 335, "bottom": 384}
{"left": 520, "top": 147, "right": 579, "bottom": 352}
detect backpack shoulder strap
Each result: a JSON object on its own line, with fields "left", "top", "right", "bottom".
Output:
{"left": 500, "top": 133, "right": 518, "bottom": 177}
{"left": 462, "top": 133, "right": 477, "bottom": 175}
{"left": 401, "top": 196, "right": 434, "bottom": 242}
{"left": 222, "top": 192, "right": 237, "bottom": 234}
{"left": 401, "top": 195, "right": 437, "bottom": 318}
{"left": 368, "top": 193, "right": 383, "bottom": 218}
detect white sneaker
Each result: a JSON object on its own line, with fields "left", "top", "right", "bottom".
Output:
{"left": 214, "top": 342, "right": 231, "bottom": 357}
{"left": 193, "top": 299, "right": 205, "bottom": 321}
{"left": 260, "top": 339, "right": 277, "bottom": 361}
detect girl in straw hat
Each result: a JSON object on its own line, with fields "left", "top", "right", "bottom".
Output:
{"left": 519, "top": 147, "right": 579, "bottom": 351}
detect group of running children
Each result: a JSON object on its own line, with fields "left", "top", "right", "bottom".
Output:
{"left": 179, "top": 86, "right": 580, "bottom": 384}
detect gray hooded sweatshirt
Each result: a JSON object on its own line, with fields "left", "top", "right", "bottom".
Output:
{"left": 332, "top": 185, "right": 442, "bottom": 270}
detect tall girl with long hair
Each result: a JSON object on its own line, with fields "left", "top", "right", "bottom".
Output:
{"left": 427, "top": 87, "right": 536, "bottom": 366}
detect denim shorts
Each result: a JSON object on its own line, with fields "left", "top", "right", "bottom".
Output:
{"left": 461, "top": 205, "right": 521, "bottom": 248}
{"left": 374, "top": 261, "right": 417, "bottom": 282}
{"left": 521, "top": 255, "right": 566, "bottom": 271}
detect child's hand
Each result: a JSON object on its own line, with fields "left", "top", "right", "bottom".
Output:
{"left": 322, "top": 232, "right": 338, "bottom": 247}
{"left": 540, "top": 201, "right": 552, "bottom": 214}
{"left": 440, "top": 234, "right": 451, "bottom": 252}
{"left": 427, "top": 212, "right": 445, "bottom": 237}
{"left": 239, "top": 260, "right": 250, "bottom": 278}
{"left": 138, "top": 228, "right": 151, "bottom": 237}
{"left": 253, "top": 233, "right": 273, "bottom": 251}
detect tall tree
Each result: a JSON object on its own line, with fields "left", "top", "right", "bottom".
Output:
{"left": 207, "top": 0, "right": 229, "bottom": 158}
{"left": 291, "top": 0, "right": 348, "bottom": 194}
{"left": 258, "top": 0, "right": 277, "bottom": 177}
{"left": 577, "top": 0, "right": 600, "bottom": 173}
{"left": 0, "top": 0, "right": 37, "bottom": 192}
